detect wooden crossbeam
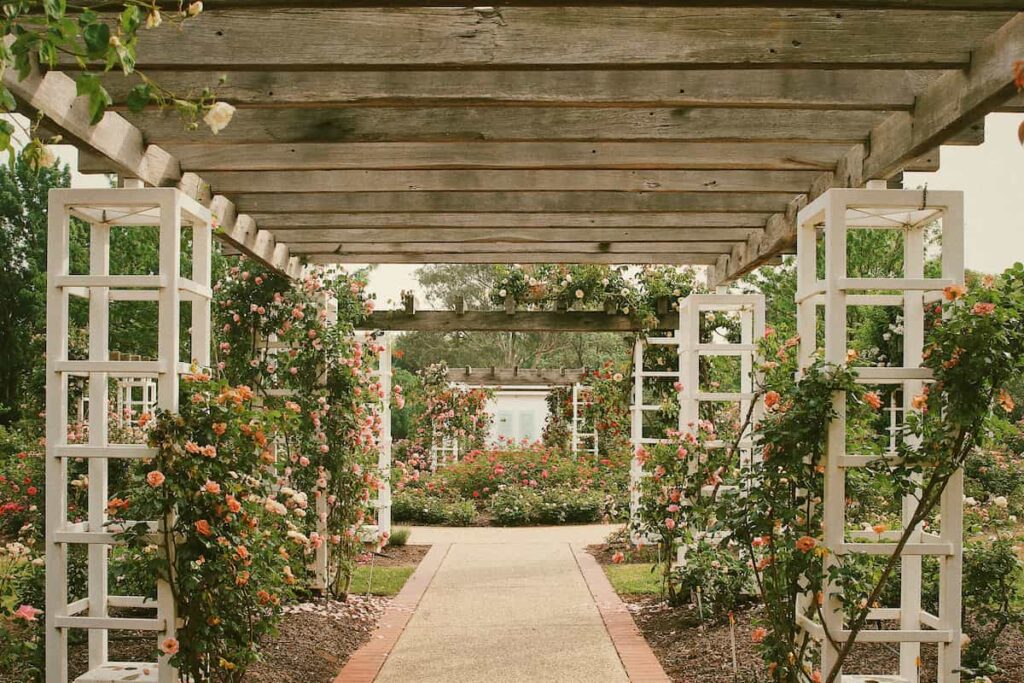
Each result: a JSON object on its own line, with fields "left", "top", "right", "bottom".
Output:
{"left": 0, "top": 61, "right": 296, "bottom": 278}
{"left": 244, "top": 212, "right": 770, "bottom": 230}
{"left": 120, "top": 107, "right": 899, "bottom": 145}
{"left": 368, "top": 310, "right": 676, "bottom": 332}
{"left": 711, "top": 12, "right": 1024, "bottom": 285}
{"left": 77, "top": 142, "right": 944, "bottom": 174}
{"left": 307, "top": 252, "right": 722, "bottom": 264}
{"left": 242, "top": 228, "right": 759, "bottom": 244}
{"left": 231, "top": 191, "right": 801, "bottom": 214}
{"left": 77, "top": 141, "right": 865, "bottom": 172}
{"left": 95, "top": 2, "right": 1024, "bottom": 9}
{"left": 446, "top": 367, "right": 589, "bottom": 386}
{"left": 197, "top": 169, "right": 821, "bottom": 194}
{"left": 111, "top": 8, "right": 1012, "bottom": 69}
{"left": 99, "top": 69, "right": 945, "bottom": 110}
{"left": 280, "top": 241, "right": 736, "bottom": 254}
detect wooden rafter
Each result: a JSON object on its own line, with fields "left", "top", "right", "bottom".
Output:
{"left": 446, "top": 367, "right": 589, "bottom": 386}
{"left": 368, "top": 310, "right": 676, "bottom": 332}
{"left": 104, "top": 8, "right": 1013, "bottom": 70}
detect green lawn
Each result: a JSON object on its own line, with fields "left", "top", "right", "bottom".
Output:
{"left": 603, "top": 563, "right": 663, "bottom": 595}
{"left": 348, "top": 565, "right": 416, "bottom": 596}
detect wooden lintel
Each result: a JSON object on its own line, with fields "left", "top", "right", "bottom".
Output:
{"left": 368, "top": 310, "right": 675, "bottom": 332}
{"left": 446, "top": 366, "right": 590, "bottom": 387}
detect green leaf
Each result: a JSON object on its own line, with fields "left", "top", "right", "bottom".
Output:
{"left": 120, "top": 5, "right": 141, "bottom": 34}
{"left": 126, "top": 83, "right": 153, "bottom": 113}
{"left": 0, "top": 85, "right": 15, "bottom": 112}
{"left": 75, "top": 73, "right": 112, "bottom": 125}
{"left": 80, "top": 19, "right": 110, "bottom": 60}
{"left": 43, "top": 0, "right": 66, "bottom": 20}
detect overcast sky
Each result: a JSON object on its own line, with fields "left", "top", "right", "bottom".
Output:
{"left": 58, "top": 112, "right": 1024, "bottom": 305}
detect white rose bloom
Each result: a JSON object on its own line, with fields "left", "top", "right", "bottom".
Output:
{"left": 993, "top": 495, "right": 1009, "bottom": 509}
{"left": 575, "top": 289, "right": 584, "bottom": 299}
{"left": 499, "top": 289, "right": 507, "bottom": 297}
{"left": 203, "top": 101, "right": 236, "bottom": 135}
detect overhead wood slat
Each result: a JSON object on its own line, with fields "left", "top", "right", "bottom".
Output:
{"left": 445, "top": 367, "right": 589, "bottom": 387}
{"left": 77, "top": 142, "right": 869, "bottom": 172}
{"left": 100, "top": 69, "right": 945, "bottom": 109}
{"left": 367, "top": 310, "right": 675, "bottom": 333}
{"left": 230, "top": 191, "right": 798, "bottom": 214}
{"left": 199, "top": 169, "right": 822, "bottom": 194}
{"left": 254, "top": 228, "right": 759, "bottom": 244}
{"left": 112, "top": 8, "right": 1013, "bottom": 69}
{"left": 244, "top": 212, "right": 770, "bottom": 229}
{"left": 306, "top": 252, "right": 722, "bottom": 264}
{"left": 123, "top": 107, "right": 904, "bottom": 145}
{"left": 95, "top": 1, "right": 1024, "bottom": 9}
{"left": 281, "top": 241, "right": 737, "bottom": 254}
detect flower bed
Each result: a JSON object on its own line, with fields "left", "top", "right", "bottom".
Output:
{"left": 391, "top": 444, "right": 630, "bottom": 526}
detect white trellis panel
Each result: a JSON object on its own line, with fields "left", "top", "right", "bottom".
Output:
{"left": 570, "top": 382, "right": 599, "bottom": 459}
{"left": 116, "top": 377, "right": 157, "bottom": 428}
{"left": 369, "top": 332, "right": 393, "bottom": 538}
{"left": 429, "top": 434, "right": 460, "bottom": 470}
{"left": 45, "top": 188, "right": 212, "bottom": 683}
{"left": 629, "top": 292, "right": 764, "bottom": 548}
{"left": 628, "top": 325, "right": 683, "bottom": 539}
{"left": 795, "top": 187, "right": 964, "bottom": 683}
{"left": 675, "top": 293, "right": 764, "bottom": 566}
{"left": 349, "top": 330, "right": 393, "bottom": 550}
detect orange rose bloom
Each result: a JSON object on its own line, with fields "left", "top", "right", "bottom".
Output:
{"left": 795, "top": 536, "right": 817, "bottom": 553}
{"left": 195, "top": 519, "right": 212, "bottom": 537}
{"left": 863, "top": 392, "right": 882, "bottom": 410}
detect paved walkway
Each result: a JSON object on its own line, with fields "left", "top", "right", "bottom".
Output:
{"left": 374, "top": 524, "right": 629, "bottom": 683}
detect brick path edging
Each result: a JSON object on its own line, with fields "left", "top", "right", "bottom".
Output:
{"left": 334, "top": 542, "right": 451, "bottom": 683}
{"left": 572, "top": 545, "right": 672, "bottom": 683}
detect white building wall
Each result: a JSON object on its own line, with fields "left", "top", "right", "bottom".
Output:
{"left": 485, "top": 387, "right": 551, "bottom": 446}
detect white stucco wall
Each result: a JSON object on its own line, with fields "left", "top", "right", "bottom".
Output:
{"left": 484, "top": 387, "right": 551, "bottom": 446}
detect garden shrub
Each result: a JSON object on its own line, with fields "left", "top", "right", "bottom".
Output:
{"left": 960, "top": 539, "right": 1024, "bottom": 679}
{"left": 388, "top": 527, "right": 411, "bottom": 547}
{"left": 534, "top": 488, "right": 604, "bottom": 525}
{"left": 392, "top": 490, "right": 475, "bottom": 526}
{"left": 488, "top": 487, "right": 542, "bottom": 526}
{"left": 669, "top": 540, "right": 752, "bottom": 620}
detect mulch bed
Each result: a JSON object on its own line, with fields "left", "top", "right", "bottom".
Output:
{"left": 622, "top": 596, "right": 1024, "bottom": 683}
{"left": 64, "top": 543, "right": 430, "bottom": 683}
{"left": 364, "top": 543, "right": 428, "bottom": 567}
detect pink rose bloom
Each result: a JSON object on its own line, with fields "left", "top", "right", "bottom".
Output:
{"left": 664, "top": 517, "right": 676, "bottom": 530}
{"left": 13, "top": 605, "right": 41, "bottom": 621}
{"left": 160, "top": 637, "right": 179, "bottom": 655}
{"left": 146, "top": 471, "right": 165, "bottom": 488}
{"left": 972, "top": 302, "right": 995, "bottom": 316}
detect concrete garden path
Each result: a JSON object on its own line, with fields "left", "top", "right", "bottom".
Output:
{"left": 372, "top": 524, "right": 631, "bottom": 683}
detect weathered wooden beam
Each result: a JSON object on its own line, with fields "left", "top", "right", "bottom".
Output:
{"left": 121, "top": 107, "right": 896, "bottom": 145}
{"left": 86, "top": 2, "right": 1024, "bottom": 9}
{"left": 241, "top": 227, "right": 760, "bottom": 244}
{"left": 112, "top": 8, "right": 1012, "bottom": 69}
{"left": 2, "top": 66, "right": 181, "bottom": 187}
{"left": 446, "top": 367, "right": 589, "bottom": 386}
{"left": 231, "top": 191, "right": 799, "bottom": 214}
{"left": 863, "top": 12, "right": 1024, "bottom": 180}
{"left": 307, "top": 252, "right": 720, "bottom": 265}
{"left": 368, "top": 310, "right": 676, "bottom": 333}
{"left": 245, "top": 212, "right": 770, "bottom": 230}
{"left": 281, "top": 241, "right": 736, "bottom": 254}
{"left": 99, "top": 69, "right": 944, "bottom": 110}
{"left": 198, "top": 169, "right": 821, "bottom": 194}
{"left": 711, "top": 12, "right": 1024, "bottom": 285}
{"left": 76, "top": 142, "right": 943, "bottom": 174}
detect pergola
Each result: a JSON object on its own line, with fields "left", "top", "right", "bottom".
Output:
{"left": 6, "top": 3, "right": 1021, "bottom": 284}
{"left": 23, "top": 4, "right": 1024, "bottom": 683}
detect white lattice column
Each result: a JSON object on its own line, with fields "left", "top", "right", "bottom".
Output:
{"left": 377, "top": 333, "right": 393, "bottom": 536}
{"left": 795, "top": 187, "right": 965, "bottom": 683}
{"left": 45, "top": 188, "right": 213, "bottom": 683}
